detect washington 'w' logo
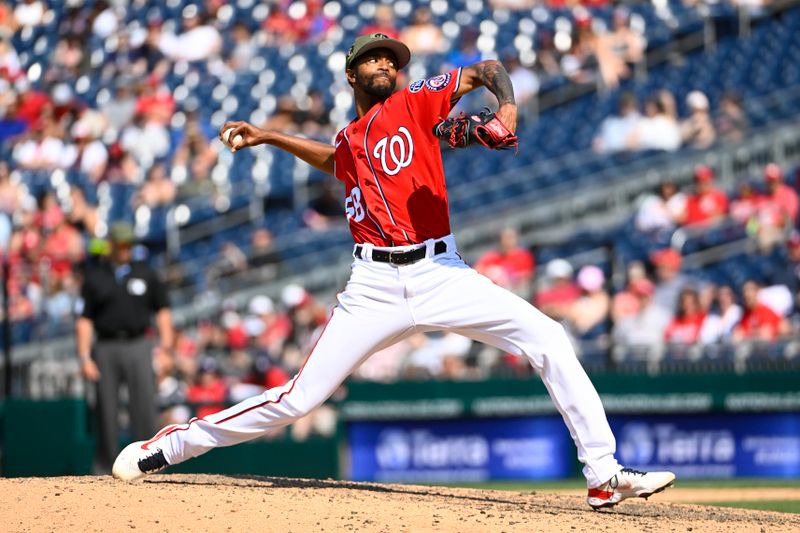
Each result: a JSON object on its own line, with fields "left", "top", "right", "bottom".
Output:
{"left": 373, "top": 127, "right": 413, "bottom": 176}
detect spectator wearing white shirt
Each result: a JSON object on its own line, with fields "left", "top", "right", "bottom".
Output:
{"left": 613, "top": 279, "right": 672, "bottom": 348}
{"left": 100, "top": 83, "right": 137, "bottom": 137}
{"left": 506, "top": 55, "right": 539, "bottom": 106}
{"left": 0, "top": 33, "right": 21, "bottom": 80}
{"left": 120, "top": 113, "right": 170, "bottom": 170}
{"left": 228, "top": 22, "right": 256, "bottom": 72}
{"left": 63, "top": 120, "right": 108, "bottom": 182}
{"left": 628, "top": 92, "right": 681, "bottom": 152}
{"left": 158, "top": 5, "right": 222, "bottom": 63}
{"left": 635, "top": 180, "right": 687, "bottom": 233}
{"left": 680, "top": 91, "right": 716, "bottom": 149}
{"left": 593, "top": 92, "right": 640, "bottom": 153}
{"left": 90, "top": 0, "right": 119, "bottom": 39}
{"left": 13, "top": 120, "right": 69, "bottom": 170}
{"left": 13, "top": 0, "right": 46, "bottom": 29}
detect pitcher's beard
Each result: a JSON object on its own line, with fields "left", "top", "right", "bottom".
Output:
{"left": 359, "top": 73, "right": 396, "bottom": 99}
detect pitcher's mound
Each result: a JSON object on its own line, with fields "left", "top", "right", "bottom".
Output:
{"left": 1, "top": 474, "right": 797, "bottom": 532}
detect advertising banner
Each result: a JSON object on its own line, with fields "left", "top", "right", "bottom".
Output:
{"left": 610, "top": 413, "right": 800, "bottom": 478}
{"left": 348, "top": 417, "right": 573, "bottom": 482}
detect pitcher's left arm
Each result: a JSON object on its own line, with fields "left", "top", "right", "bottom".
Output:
{"left": 454, "top": 60, "right": 517, "bottom": 133}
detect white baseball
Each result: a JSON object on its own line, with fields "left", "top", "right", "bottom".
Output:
{"left": 222, "top": 128, "right": 243, "bottom": 148}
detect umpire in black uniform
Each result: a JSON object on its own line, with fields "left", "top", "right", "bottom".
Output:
{"left": 76, "top": 221, "right": 174, "bottom": 470}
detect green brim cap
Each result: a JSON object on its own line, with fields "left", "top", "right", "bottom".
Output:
{"left": 109, "top": 221, "right": 136, "bottom": 244}
{"left": 345, "top": 33, "right": 411, "bottom": 70}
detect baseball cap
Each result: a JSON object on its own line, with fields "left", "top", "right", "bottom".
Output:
{"left": 345, "top": 33, "right": 411, "bottom": 71}
{"left": 545, "top": 259, "right": 573, "bottom": 279}
{"left": 686, "top": 90, "right": 709, "bottom": 111}
{"left": 764, "top": 163, "right": 783, "bottom": 182}
{"left": 281, "top": 283, "right": 310, "bottom": 308}
{"left": 650, "top": 248, "right": 682, "bottom": 270}
{"left": 109, "top": 221, "right": 136, "bottom": 244}
{"left": 693, "top": 164, "right": 714, "bottom": 183}
{"left": 577, "top": 265, "right": 605, "bottom": 292}
{"left": 248, "top": 295, "right": 274, "bottom": 316}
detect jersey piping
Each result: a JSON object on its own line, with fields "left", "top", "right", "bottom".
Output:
{"left": 363, "top": 106, "right": 411, "bottom": 243}
{"left": 343, "top": 126, "right": 387, "bottom": 240}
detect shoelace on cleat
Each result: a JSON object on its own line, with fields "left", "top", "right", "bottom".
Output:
{"left": 620, "top": 467, "right": 647, "bottom": 476}
{"left": 137, "top": 449, "right": 168, "bottom": 473}
{"left": 608, "top": 468, "right": 647, "bottom": 489}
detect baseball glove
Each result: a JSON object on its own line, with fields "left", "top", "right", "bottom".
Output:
{"left": 433, "top": 108, "right": 518, "bottom": 151}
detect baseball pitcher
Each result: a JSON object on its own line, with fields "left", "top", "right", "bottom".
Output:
{"left": 113, "top": 33, "right": 675, "bottom": 509}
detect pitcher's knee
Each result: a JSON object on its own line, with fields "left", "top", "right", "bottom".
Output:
{"left": 279, "top": 391, "right": 324, "bottom": 421}
{"left": 540, "top": 319, "right": 576, "bottom": 357}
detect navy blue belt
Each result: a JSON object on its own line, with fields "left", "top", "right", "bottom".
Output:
{"left": 355, "top": 240, "right": 447, "bottom": 265}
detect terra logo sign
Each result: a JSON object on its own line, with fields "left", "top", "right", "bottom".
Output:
{"left": 618, "top": 423, "right": 735, "bottom": 465}
{"left": 375, "top": 429, "right": 488, "bottom": 470}
{"left": 375, "top": 429, "right": 412, "bottom": 469}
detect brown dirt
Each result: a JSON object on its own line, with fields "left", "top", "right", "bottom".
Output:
{"left": 1, "top": 474, "right": 798, "bottom": 533}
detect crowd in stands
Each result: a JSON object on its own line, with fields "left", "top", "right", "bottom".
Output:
{"left": 1, "top": 2, "right": 798, "bottom": 423}
{"left": 635, "top": 163, "right": 798, "bottom": 251}
{"left": 0, "top": 0, "right": 661, "bottom": 343}
{"left": 593, "top": 89, "right": 748, "bottom": 153}
{"left": 154, "top": 283, "right": 337, "bottom": 440}
{"left": 151, "top": 161, "right": 799, "bottom": 419}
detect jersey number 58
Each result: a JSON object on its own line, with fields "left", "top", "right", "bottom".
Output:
{"left": 345, "top": 186, "right": 366, "bottom": 222}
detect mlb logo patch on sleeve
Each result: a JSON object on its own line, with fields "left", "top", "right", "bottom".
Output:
{"left": 408, "top": 79, "right": 425, "bottom": 93}
{"left": 424, "top": 73, "right": 451, "bottom": 91}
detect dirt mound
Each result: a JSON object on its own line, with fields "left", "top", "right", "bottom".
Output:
{"left": 2, "top": 475, "right": 797, "bottom": 532}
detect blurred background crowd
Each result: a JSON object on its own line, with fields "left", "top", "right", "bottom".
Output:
{"left": 1, "top": 0, "right": 799, "bottom": 437}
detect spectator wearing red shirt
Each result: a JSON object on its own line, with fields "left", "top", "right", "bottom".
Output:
{"left": 612, "top": 260, "right": 648, "bottom": 321}
{"left": 247, "top": 295, "right": 292, "bottom": 356}
{"left": 134, "top": 77, "right": 176, "bottom": 125}
{"left": 186, "top": 358, "right": 228, "bottom": 419}
{"left": 475, "top": 227, "right": 535, "bottom": 295}
{"left": 534, "top": 259, "right": 581, "bottom": 321}
{"left": 729, "top": 181, "right": 765, "bottom": 229}
{"left": 682, "top": 165, "right": 728, "bottom": 226}
{"left": 757, "top": 163, "right": 799, "bottom": 250}
{"left": 14, "top": 82, "right": 50, "bottom": 125}
{"left": 41, "top": 203, "right": 84, "bottom": 277}
{"left": 733, "top": 280, "right": 789, "bottom": 341}
{"left": 665, "top": 287, "right": 706, "bottom": 344}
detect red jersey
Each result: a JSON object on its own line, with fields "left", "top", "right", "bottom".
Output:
{"left": 759, "top": 185, "right": 799, "bottom": 228}
{"left": 664, "top": 313, "right": 706, "bottom": 344}
{"left": 685, "top": 189, "right": 728, "bottom": 225}
{"left": 737, "top": 304, "right": 782, "bottom": 340}
{"left": 334, "top": 68, "right": 462, "bottom": 246}
{"left": 475, "top": 248, "right": 536, "bottom": 286}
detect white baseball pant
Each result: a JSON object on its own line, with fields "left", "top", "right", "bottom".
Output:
{"left": 153, "top": 234, "right": 622, "bottom": 487}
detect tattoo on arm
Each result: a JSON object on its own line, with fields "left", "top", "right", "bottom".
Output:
{"left": 479, "top": 61, "right": 515, "bottom": 106}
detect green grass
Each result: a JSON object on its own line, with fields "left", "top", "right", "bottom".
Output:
{"left": 437, "top": 479, "right": 800, "bottom": 515}
{"left": 699, "top": 500, "right": 800, "bottom": 514}
{"left": 438, "top": 478, "right": 800, "bottom": 492}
